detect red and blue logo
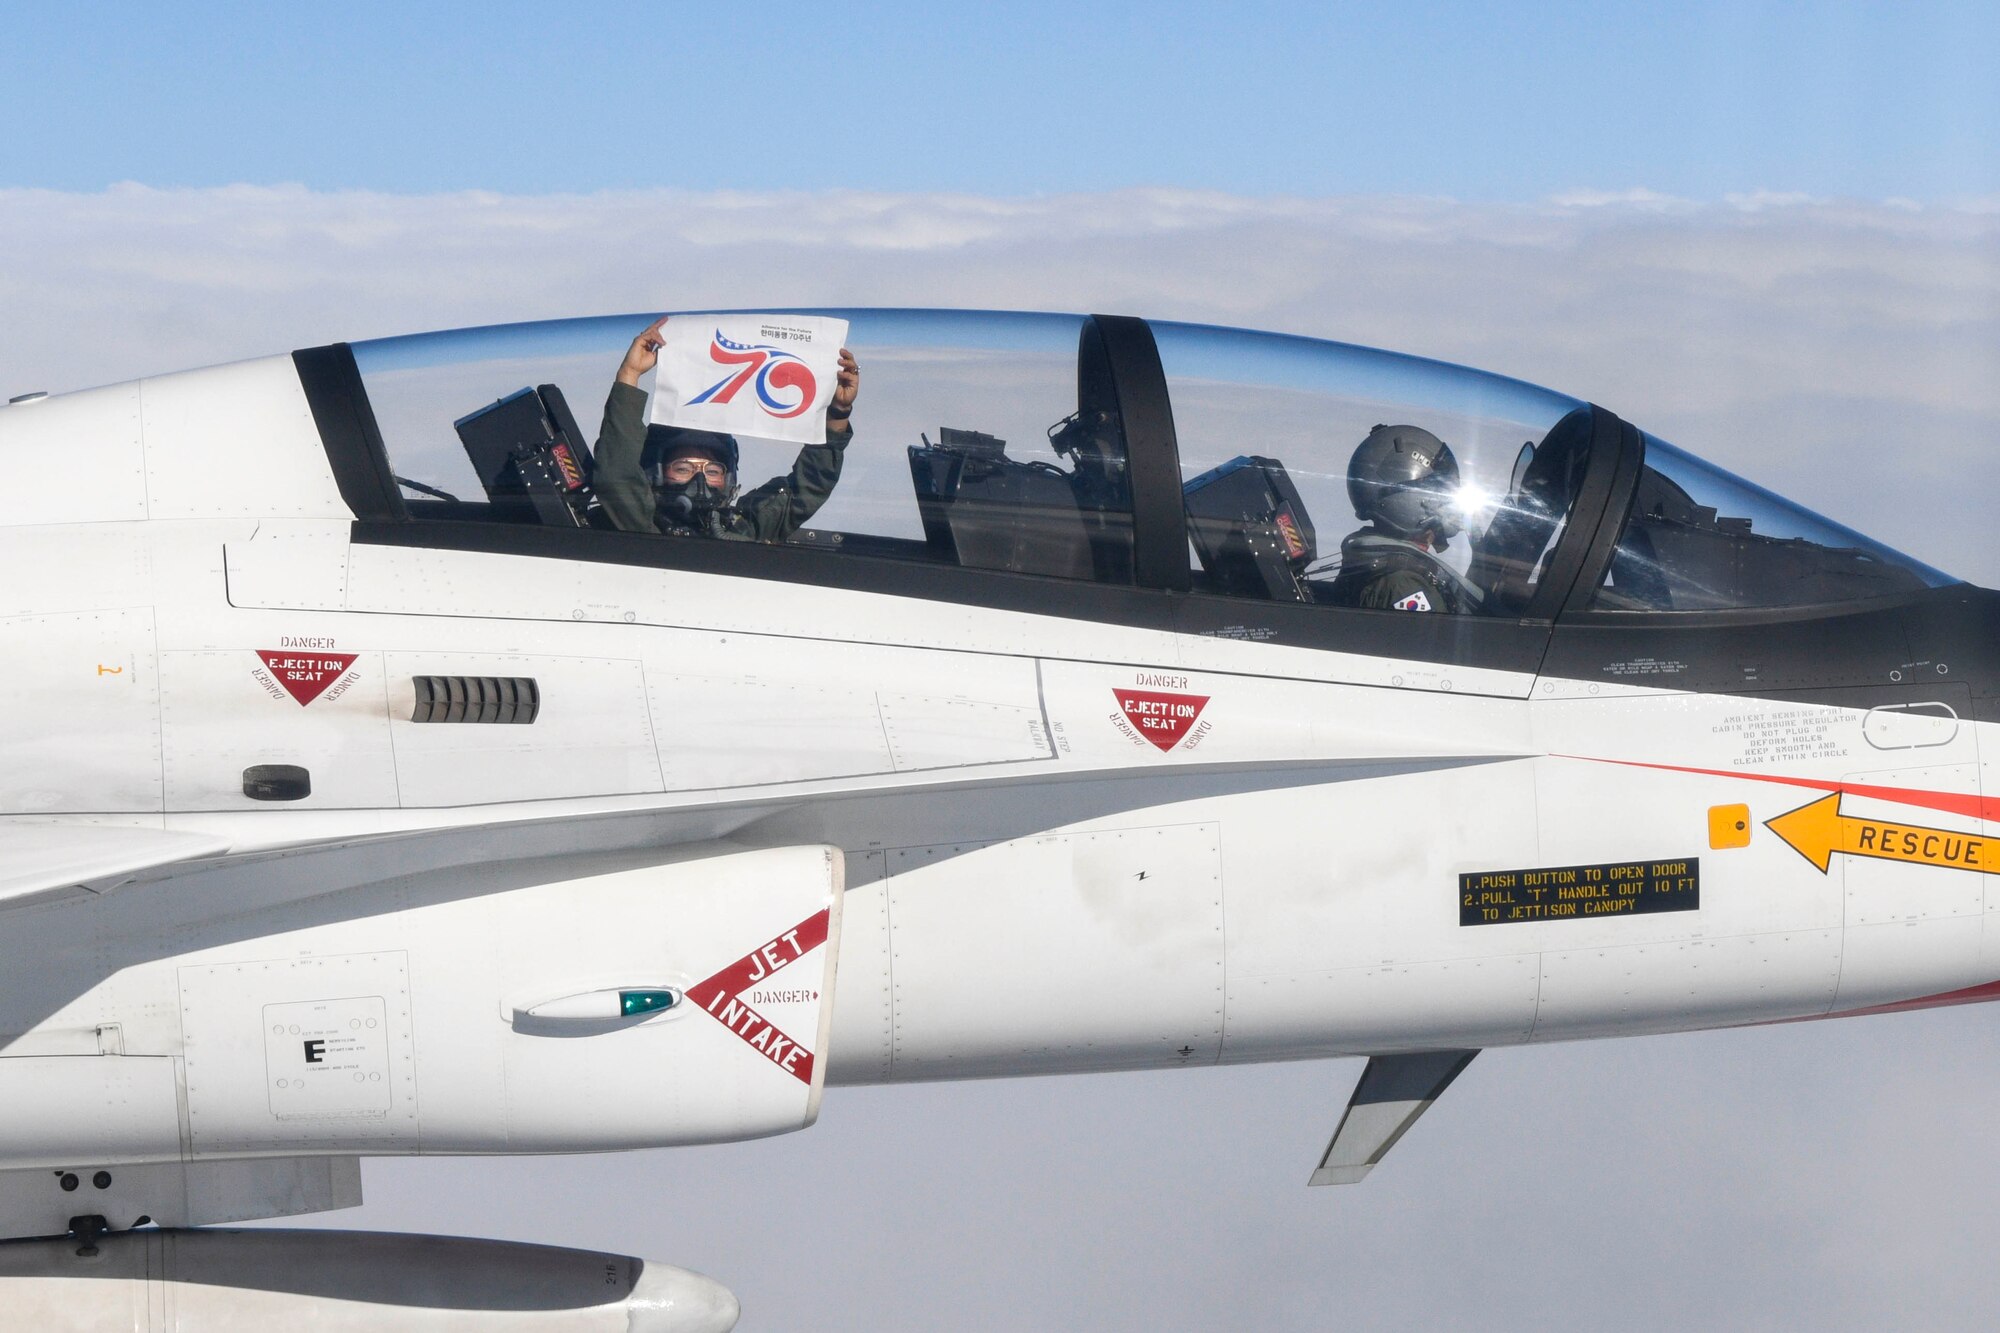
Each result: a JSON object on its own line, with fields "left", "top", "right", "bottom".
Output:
{"left": 686, "top": 329, "right": 817, "bottom": 420}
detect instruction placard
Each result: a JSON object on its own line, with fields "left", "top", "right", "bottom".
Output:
{"left": 1459, "top": 858, "right": 1699, "bottom": 926}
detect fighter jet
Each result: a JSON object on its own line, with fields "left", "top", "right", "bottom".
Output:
{"left": 0, "top": 308, "right": 1990, "bottom": 1329}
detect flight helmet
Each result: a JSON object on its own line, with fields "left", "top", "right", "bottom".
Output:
{"left": 1346, "top": 423, "right": 1465, "bottom": 549}
{"left": 644, "top": 425, "right": 741, "bottom": 511}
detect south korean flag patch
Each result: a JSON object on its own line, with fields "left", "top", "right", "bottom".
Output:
{"left": 1392, "top": 590, "right": 1432, "bottom": 612}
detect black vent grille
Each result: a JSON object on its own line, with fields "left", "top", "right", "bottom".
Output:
{"left": 411, "top": 676, "right": 540, "bottom": 724}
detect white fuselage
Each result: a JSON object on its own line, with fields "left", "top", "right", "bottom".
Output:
{"left": 0, "top": 352, "right": 1991, "bottom": 1249}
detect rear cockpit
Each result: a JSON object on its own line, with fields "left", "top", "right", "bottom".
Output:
{"left": 298, "top": 309, "right": 1956, "bottom": 648}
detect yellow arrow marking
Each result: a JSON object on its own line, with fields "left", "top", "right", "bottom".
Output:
{"left": 1765, "top": 793, "right": 1992, "bottom": 876}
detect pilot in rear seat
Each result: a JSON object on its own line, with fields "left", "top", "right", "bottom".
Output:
{"left": 591, "top": 317, "right": 861, "bottom": 540}
{"left": 1327, "top": 424, "right": 1483, "bottom": 614}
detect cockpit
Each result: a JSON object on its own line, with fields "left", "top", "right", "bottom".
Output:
{"left": 304, "top": 309, "right": 1955, "bottom": 635}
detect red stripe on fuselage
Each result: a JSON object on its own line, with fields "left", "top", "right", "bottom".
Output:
{"left": 1766, "top": 978, "right": 2000, "bottom": 1025}
{"left": 1561, "top": 756, "right": 1998, "bottom": 1026}
{"left": 1554, "top": 755, "right": 2000, "bottom": 824}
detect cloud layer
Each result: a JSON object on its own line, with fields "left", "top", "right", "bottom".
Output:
{"left": 5, "top": 186, "right": 1996, "bottom": 577}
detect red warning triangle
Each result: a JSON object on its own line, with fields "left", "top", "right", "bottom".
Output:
{"left": 1113, "top": 688, "right": 1210, "bottom": 752}
{"left": 685, "top": 908, "right": 830, "bottom": 1086}
{"left": 256, "top": 650, "right": 357, "bottom": 706}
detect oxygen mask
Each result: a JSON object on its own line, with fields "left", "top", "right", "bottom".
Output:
{"left": 660, "top": 454, "right": 735, "bottom": 523}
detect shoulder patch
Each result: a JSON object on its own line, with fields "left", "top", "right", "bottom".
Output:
{"left": 1393, "top": 590, "right": 1433, "bottom": 612}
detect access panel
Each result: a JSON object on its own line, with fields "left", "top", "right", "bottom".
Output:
{"left": 164, "top": 844, "right": 845, "bottom": 1156}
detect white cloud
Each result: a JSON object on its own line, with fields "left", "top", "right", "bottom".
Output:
{"left": 1723, "top": 189, "right": 1822, "bottom": 211}
{"left": 1546, "top": 187, "right": 1692, "bottom": 211}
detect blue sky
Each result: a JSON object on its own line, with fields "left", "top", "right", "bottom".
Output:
{"left": 6, "top": 1, "right": 1998, "bottom": 199}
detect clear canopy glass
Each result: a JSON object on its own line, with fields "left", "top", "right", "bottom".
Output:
{"left": 347, "top": 311, "right": 1957, "bottom": 615}
{"left": 1152, "top": 320, "right": 1589, "bottom": 615}
{"left": 354, "top": 309, "right": 1134, "bottom": 579}
{"left": 1591, "top": 432, "right": 1956, "bottom": 610}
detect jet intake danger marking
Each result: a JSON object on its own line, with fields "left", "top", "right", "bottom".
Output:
{"left": 1766, "top": 793, "right": 1990, "bottom": 875}
{"left": 685, "top": 909, "right": 830, "bottom": 1086}
{"left": 255, "top": 649, "right": 359, "bottom": 706}
{"left": 1459, "top": 859, "right": 1699, "bottom": 925}
{"left": 1111, "top": 688, "right": 1211, "bottom": 753}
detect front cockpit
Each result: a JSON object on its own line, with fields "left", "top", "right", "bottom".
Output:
{"left": 1591, "top": 431, "right": 1952, "bottom": 611}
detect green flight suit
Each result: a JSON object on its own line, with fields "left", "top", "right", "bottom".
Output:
{"left": 1325, "top": 529, "right": 1481, "bottom": 613}
{"left": 591, "top": 381, "right": 849, "bottom": 540}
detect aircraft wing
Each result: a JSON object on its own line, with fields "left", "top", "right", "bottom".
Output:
{"left": 0, "top": 823, "right": 232, "bottom": 909}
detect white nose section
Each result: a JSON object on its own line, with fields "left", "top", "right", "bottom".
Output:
{"left": 626, "top": 1261, "right": 742, "bottom": 1333}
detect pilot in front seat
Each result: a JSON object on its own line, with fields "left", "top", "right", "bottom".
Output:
{"left": 1326, "top": 423, "right": 1483, "bottom": 614}
{"left": 591, "top": 317, "right": 861, "bottom": 540}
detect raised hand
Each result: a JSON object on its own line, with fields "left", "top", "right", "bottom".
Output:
{"left": 616, "top": 316, "right": 670, "bottom": 388}
{"left": 830, "top": 348, "right": 860, "bottom": 415}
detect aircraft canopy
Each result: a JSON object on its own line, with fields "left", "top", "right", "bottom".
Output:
{"left": 304, "top": 310, "right": 1952, "bottom": 629}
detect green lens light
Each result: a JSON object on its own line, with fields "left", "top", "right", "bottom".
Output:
{"left": 619, "top": 990, "right": 678, "bottom": 1016}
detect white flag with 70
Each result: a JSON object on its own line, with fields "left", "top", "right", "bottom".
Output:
{"left": 648, "top": 314, "right": 849, "bottom": 446}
